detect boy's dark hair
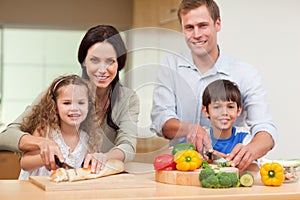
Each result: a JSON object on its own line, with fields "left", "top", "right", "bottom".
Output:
{"left": 202, "top": 79, "right": 242, "bottom": 109}
{"left": 177, "top": 0, "right": 220, "bottom": 24}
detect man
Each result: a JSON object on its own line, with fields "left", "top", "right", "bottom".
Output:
{"left": 151, "top": 0, "right": 276, "bottom": 171}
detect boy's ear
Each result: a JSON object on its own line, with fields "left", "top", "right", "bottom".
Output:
{"left": 202, "top": 106, "right": 210, "bottom": 118}
{"left": 237, "top": 106, "right": 242, "bottom": 116}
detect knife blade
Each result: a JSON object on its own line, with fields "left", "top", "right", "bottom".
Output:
{"left": 55, "top": 156, "right": 74, "bottom": 169}
{"left": 205, "top": 149, "right": 228, "bottom": 164}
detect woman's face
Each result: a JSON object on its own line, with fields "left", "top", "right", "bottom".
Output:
{"left": 84, "top": 42, "right": 118, "bottom": 89}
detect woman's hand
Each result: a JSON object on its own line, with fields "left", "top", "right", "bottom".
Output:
{"left": 37, "top": 137, "right": 64, "bottom": 171}
{"left": 83, "top": 152, "right": 107, "bottom": 174}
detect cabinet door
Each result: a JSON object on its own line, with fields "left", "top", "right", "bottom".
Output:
{"left": 159, "top": 0, "right": 181, "bottom": 24}
{"left": 0, "top": 152, "right": 21, "bottom": 179}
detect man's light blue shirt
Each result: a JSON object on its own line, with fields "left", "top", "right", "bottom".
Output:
{"left": 150, "top": 47, "right": 277, "bottom": 143}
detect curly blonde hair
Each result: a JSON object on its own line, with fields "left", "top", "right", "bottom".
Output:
{"left": 20, "top": 74, "right": 102, "bottom": 153}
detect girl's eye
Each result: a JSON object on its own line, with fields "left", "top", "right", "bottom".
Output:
{"left": 63, "top": 102, "right": 71, "bottom": 105}
{"left": 79, "top": 101, "right": 86, "bottom": 105}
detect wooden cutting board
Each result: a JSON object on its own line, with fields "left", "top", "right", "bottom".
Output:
{"left": 155, "top": 167, "right": 239, "bottom": 186}
{"left": 155, "top": 169, "right": 202, "bottom": 186}
{"left": 29, "top": 173, "right": 155, "bottom": 191}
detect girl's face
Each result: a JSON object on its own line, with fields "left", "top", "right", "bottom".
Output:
{"left": 56, "top": 84, "right": 89, "bottom": 129}
{"left": 202, "top": 100, "right": 242, "bottom": 136}
{"left": 84, "top": 42, "right": 118, "bottom": 89}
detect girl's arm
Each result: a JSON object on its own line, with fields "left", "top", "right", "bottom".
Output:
{"left": 20, "top": 150, "right": 45, "bottom": 171}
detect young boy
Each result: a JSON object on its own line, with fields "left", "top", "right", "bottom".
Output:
{"left": 202, "top": 79, "right": 252, "bottom": 158}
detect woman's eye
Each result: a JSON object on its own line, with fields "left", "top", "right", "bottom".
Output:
{"left": 106, "top": 59, "right": 115, "bottom": 66}
{"left": 90, "top": 57, "right": 99, "bottom": 63}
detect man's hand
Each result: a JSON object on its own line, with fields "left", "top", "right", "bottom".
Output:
{"left": 227, "top": 131, "right": 274, "bottom": 171}
{"left": 162, "top": 119, "right": 212, "bottom": 154}
{"left": 185, "top": 124, "right": 212, "bottom": 154}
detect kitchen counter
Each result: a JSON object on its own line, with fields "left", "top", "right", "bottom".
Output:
{"left": 0, "top": 172, "right": 299, "bottom": 200}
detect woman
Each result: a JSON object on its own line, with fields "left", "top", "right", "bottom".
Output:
{"left": 0, "top": 25, "right": 139, "bottom": 173}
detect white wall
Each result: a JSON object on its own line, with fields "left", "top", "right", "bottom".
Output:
{"left": 130, "top": 0, "right": 300, "bottom": 160}
{"left": 215, "top": 0, "right": 300, "bottom": 159}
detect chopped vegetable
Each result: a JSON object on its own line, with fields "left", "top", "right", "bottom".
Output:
{"left": 200, "top": 160, "right": 211, "bottom": 169}
{"left": 153, "top": 154, "right": 176, "bottom": 170}
{"left": 201, "top": 174, "right": 220, "bottom": 188}
{"left": 174, "top": 149, "right": 202, "bottom": 171}
{"left": 239, "top": 171, "right": 254, "bottom": 187}
{"left": 260, "top": 162, "right": 285, "bottom": 186}
{"left": 199, "top": 169, "right": 240, "bottom": 188}
{"left": 199, "top": 168, "right": 215, "bottom": 181}
{"left": 217, "top": 161, "right": 232, "bottom": 168}
{"left": 172, "top": 143, "right": 195, "bottom": 155}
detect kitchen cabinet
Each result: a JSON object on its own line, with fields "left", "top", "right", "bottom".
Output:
{"left": 133, "top": 0, "right": 181, "bottom": 31}
{"left": 0, "top": 151, "right": 21, "bottom": 179}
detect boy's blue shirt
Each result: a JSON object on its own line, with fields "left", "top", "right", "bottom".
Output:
{"left": 210, "top": 126, "right": 249, "bottom": 155}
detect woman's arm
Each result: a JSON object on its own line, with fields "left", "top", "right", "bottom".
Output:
{"left": 113, "top": 90, "right": 140, "bottom": 162}
{"left": 0, "top": 92, "right": 64, "bottom": 170}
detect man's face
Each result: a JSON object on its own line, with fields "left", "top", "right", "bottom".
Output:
{"left": 181, "top": 5, "right": 221, "bottom": 58}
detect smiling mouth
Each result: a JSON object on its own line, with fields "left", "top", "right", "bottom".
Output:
{"left": 219, "top": 119, "right": 230, "bottom": 124}
{"left": 68, "top": 114, "right": 81, "bottom": 119}
{"left": 191, "top": 41, "right": 206, "bottom": 46}
{"left": 94, "top": 75, "right": 109, "bottom": 81}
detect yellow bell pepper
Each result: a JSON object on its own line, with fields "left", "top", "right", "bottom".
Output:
{"left": 174, "top": 149, "right": 202, "bottom": 171}
{"left": 260, "top": 162, "right": 285, "bottom": 186}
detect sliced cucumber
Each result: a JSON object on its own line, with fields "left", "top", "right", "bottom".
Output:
{"left": 239, "top": 171, "right": 254, "bottom": 187}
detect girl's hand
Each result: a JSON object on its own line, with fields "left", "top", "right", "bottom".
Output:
{"left": 83, "top": 152, "right": 107, "bottom": 174}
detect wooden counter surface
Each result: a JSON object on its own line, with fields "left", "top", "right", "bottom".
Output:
{"left": 0, "top": 172, "right": 299, "bottom": 200}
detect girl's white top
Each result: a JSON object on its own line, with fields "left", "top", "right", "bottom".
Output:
{"left": 18, "top": 129, "right": 88, "bottom": 180}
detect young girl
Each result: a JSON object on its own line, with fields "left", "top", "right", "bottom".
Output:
{"left": 18, "top": 75, "right": 102, "bottom": 180}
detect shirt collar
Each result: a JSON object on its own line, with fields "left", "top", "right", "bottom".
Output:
{"left": 178, "top": 46, "right": 231, "bottom": 76}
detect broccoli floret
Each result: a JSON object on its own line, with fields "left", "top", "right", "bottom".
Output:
{"left": 200, "top": 170, "right": 240, "bottom": 188}
{"left": 200, "top": 160, "right": 211, "bottom": 169}
{"left": 217, "top": 161, "right": 232, "bottom": 168}
{"left": 199, "top": 168, "right": 215, "bottom": 181}
{"left": 216, "top": 172, "right": 233, "bottom": 188}
{"left": 226, "top": 172, "right": 240, "bottom": 187}
{"left": 201, "top": 175, "right": 220, "bottom": 188}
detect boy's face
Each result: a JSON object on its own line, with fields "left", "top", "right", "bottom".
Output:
{"left": 202, "top": 100, "right": 242, "bottom": 133}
